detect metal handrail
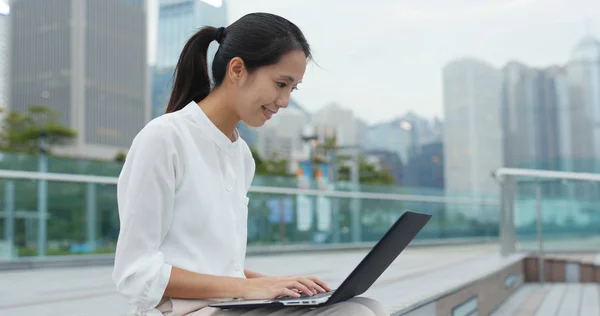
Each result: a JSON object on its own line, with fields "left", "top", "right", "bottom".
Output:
{"left": 492, "top": 167, "right": 600, "bottom": 182}
{"left": 492, "top": 167, "right": 600, "bottom": 284}
{"left": 0, "top": 169, "right": 499, "bottom": 205}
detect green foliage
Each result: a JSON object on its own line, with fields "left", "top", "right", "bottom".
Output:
{"left": 250, "top": 137, "right": 394, "bottom": 184}
{"left": 0, "top": 105, "right": 77, "bottom": 154}
{"left": 251, "top": 147, "right": 292, "bottom": 176}
{"left": 336, "top": 156, "right": 395, "bottom": 185}
{"left": 115, "top": 151, "right": 127, "bottom": 163}
{"left": 318, "top": 137, "right": 395, "bottom": 185}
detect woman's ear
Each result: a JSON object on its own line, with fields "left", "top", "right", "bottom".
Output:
{"left": 227, "top": 57, "right": 246, "bottom": 87}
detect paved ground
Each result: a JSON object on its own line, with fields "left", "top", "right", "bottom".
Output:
{"left": 492, "top": 283, "right": 600, "bottom": 316}
{"left": 0, "top": 244, "right": 500, "bottom": 316}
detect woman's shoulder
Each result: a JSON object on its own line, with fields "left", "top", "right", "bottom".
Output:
{"left": 130, "top": 113, "right": 185, "bottom": 149}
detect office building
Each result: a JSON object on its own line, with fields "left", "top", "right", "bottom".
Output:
{"left": 567, "top": 35, "right": 600, "bottom": 172}
{"left": 311, "top": 103, "right": 358, "bottom": 147}
{"left": 403, "top": 142, "right": 444, "bottom": 189}
{"left": 0, "top": 0, "right": 9, "bottom": 114}
{"left": 152, "top": 0, "right": 228, "bottom": 118}
{"left": 256, "top": 105, "right": 309, "bottom": 173}
{"left": 10, "top": 0, "right": 149, "bottom": 159}
{"left": 442, "top": 58, "right": 503, "bottom": 198}
{"left": 501, "top": 62, "right": 569, "bottom": 170}
{"left": 366, "top": 119, "right": 415, "bottom": 165}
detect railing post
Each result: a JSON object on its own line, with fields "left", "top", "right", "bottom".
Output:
{"left": 37, "top": 152, "right": 48, "bottom": 257}
{"left": 350, "top": 150, "right": 361, "bottom": 243}
{"left": 4, "top": 181, "right": 14, "bottom": 248}
{"left": 535, "top": 181, "right": 544, "bottom": 284}
{"left": 278, "top": 197, "right": 286, "bottom": 245}
{"left": 331, "top": 200, "right": 340, "bottom": 243}
{"left": 499, "top": 176, "right": 516, "bottom": 256}
{"left": 329, "top": 150, "right": 340, "bottom": 244}
{"left": 86, "top": 183, "right": 97, "bottom": 252}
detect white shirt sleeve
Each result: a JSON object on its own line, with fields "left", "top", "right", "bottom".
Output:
{"left": 112, "top": 119, "right": 181, "bottom": 312}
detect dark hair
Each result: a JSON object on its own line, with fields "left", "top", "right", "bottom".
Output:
{"left": 165, "top": 13, "right": 311, "bottom": 113}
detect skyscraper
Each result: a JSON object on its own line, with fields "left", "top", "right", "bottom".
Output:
{"left": 501, "top": 62, "right": 567, "bottom": 170}
{"left": 312, "top": 103, "right": 358, "bottom": 147}
{"left": 402, "top": 142, "right": 444, "bottom": 189}
{"left": 567, "top": 35, "right": 600, "bottom": 171}
{"left": 366, "top": 119, "right": 415, "bottom": 165}
{"left": 152, "top": 0, "right": 228, "bottom": 118}
{"left": 0, "top": 0, "right": 9, "bottom": 114}
{"left": 443, "top": 58, "right": 503, "bottom": 198}
{"left": 256, "top": 106, "right": 309, "bottom": 163}
{"left": 10, "top": 0, "right": 149, "bottom": 160}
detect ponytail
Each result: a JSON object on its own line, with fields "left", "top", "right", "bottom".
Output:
{"left": 165, "top": 26, "right": 223, "bottom": 113}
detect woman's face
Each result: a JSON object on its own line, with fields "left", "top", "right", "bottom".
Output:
{"left": 228, "top": 50, "right": 307, "bottom": 127}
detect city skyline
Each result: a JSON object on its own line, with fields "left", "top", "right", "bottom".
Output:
{"left": 147, "top": 0, "right": 600, "bottom": 125}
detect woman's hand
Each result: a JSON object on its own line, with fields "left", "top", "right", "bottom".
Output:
{"left": 239, "top": 275, "right": 331, "bottom": 300}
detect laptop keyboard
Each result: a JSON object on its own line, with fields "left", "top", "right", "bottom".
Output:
{"left": 276, "top": 290, "right": 334, "bottom": 301}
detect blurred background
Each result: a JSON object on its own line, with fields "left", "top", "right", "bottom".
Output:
{"left": 1, "top": 0, "right": 599, "bottom": 257}
{"left": 1, "top": 0, "right": 600, "bottom": 314}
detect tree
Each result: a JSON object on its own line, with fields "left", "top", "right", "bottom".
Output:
{"left": 337, "top": 156, "right": 395, "bottom": 185}
{"left": 317, "top": 137, "right": 395, "bottom": 185}
{"left": 250, "top": 147, "right": 292, "bottom": 176}
{"left": 249, "top": 142, "right": 394, "bottom": 183}
{"left": 115, "top": 151, "right": 127, "bottom": 163}
{"left": 0, "top": 105, "right": 77, "bottom": 154}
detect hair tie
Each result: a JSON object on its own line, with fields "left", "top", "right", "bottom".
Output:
{"left": 214, "top": 27, "right": 225, "bottom": 44}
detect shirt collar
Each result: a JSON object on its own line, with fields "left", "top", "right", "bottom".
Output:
{"left": 180, "top": 101, "right": 240, "bottom": 153}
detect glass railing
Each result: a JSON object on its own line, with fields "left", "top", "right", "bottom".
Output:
{"left": 492, "top": 167, "right": 600, "bottom": 283}
{"left": 514, "top": 181, "right": 600, "bottom": 245}
{"left": 0, "top": 167, "right": 501, "bottom": 259}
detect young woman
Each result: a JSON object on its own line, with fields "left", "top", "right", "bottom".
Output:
{"left": 113, "top": 12, "right": 389, "bottom": 316}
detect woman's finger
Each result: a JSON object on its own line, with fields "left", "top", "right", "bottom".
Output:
{"left": 299, "top": 277, "right": 325, "bottom": 293}
{"left": 288, "top": 280, "right": 312, "bottom": 296}
{"left": 281, "top": 288, "right": 301, "bottom": 298}
{"left": 307, "top": 276, "right": 331, "bottom": 291}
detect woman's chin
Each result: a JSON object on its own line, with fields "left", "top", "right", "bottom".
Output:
{"left": 242, "top": 118, "right": 267, "bottom": 128}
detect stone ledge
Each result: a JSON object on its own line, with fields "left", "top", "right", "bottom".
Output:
{"left": 389, "top": 254, "right": 526, "bottom": 315}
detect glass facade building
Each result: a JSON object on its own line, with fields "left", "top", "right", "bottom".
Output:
{"left": 151, "top": 0, "right": 228, "bottom": 118}
{"left": 10, "top": 0, "right": 148, "bottom": 159}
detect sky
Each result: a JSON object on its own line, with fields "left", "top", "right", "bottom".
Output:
{"left": 148, "top": 0, "right": 600, "bottom": 125}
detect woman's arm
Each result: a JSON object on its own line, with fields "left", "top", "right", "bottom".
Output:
{"left": 113, "top": 121, "right": 182, "bottom": 311}
{"left": 244, "top": 269, "right": 266, "bottom": 279}
{"left": 165, "top": 267, "right": 331, "bottom": 300}
{"left": 164, "top": 267, "right": 245, "bottom": 299}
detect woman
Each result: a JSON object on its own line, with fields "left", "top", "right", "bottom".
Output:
{"left": 113, "top": 12, "right": 389, "bottom": 316}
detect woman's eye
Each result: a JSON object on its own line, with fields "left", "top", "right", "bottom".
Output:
{"left": 277, "top": 82, "right": 287, "bottom": 88}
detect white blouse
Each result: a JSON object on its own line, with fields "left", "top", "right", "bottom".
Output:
{"left": 112, "top": 101, "right": 255, "bottom": 315}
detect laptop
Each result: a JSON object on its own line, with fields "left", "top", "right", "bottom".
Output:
{"left": 209, "top": 210, "right": 432, "bottom": 309}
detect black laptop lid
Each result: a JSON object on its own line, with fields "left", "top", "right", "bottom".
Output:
{"left": 326, "top": 211, "right": 432, "bottom": 305}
